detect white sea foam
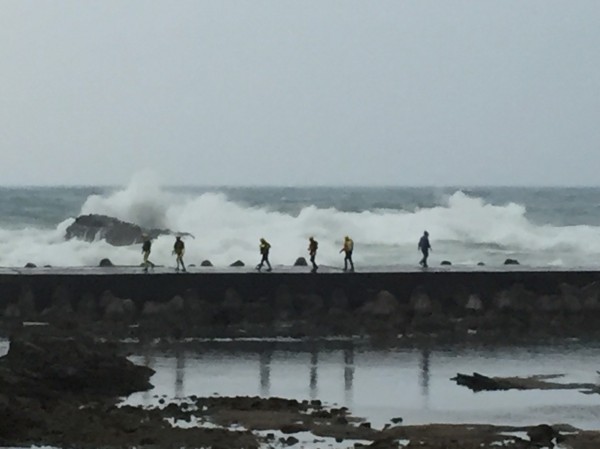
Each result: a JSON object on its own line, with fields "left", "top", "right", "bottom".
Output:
{"left": 1, "top": 173, "right": 600, "bottom": 268}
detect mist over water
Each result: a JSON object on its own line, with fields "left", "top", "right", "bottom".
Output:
{"left": 1, "top": 173, "right": 600, "bottom": 268}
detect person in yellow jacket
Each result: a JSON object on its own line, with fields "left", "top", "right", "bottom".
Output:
{"left": 173, "top": 235, "right": 186, "bottom": 272}
{"left": 256, "top": 238, "right": 272, "bottom": 272}
{"left": 339, "top": 236, "right": 354, "bottom": 272}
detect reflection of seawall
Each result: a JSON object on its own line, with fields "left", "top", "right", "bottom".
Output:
{"left": 1, "top": 267, "right": 600, "bottom": 338}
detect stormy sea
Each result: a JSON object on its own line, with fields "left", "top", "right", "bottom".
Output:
{"left": 0, "top": 173, "right": 599, "bottom": 268}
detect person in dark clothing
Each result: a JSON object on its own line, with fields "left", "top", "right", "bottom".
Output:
{"left": 141, "top": 234, "right": 155, "bottom": 273}
{"left": 418, "top": 231, "right": 432, "bottom": 268}
{"left": 308, "top": 237, "right": 318, "bottom": 273}
{"left": 173, "top": 235, "right": 186, "bottom": 272}
{"left": 340, "top": 236, "right": 354, "bottom": 272}
{"left": 256, "top": 238, "right": 272, "bottom": 272}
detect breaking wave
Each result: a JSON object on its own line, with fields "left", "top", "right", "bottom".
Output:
{"left": 1, "top": 173, "right": 600, "bottom": 268}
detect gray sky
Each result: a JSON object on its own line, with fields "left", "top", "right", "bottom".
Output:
{"left": 1, "top": 1, "right": 599, "bottom": 186}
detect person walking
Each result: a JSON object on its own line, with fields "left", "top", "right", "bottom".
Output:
{"left": 308, "top": 236, "right": 318, "bottom": 273}
{"left": 418, "top": 231, "right": 432, "bottom": 268}
{"left": 256, "top": 238, "right": 272, "bottom": 272}
{"left": 339, "top": 236, "right": 354, "bottom": 272}
{"left": 141, "top": 234, "right": 155, "bottom": 273}
{"left": 173, "top": 235, "right": 186, "bottom": 272}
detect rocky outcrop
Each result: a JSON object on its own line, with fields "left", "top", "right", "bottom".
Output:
{"left": 65, "top": 214, "right": 192, "bottom": 246}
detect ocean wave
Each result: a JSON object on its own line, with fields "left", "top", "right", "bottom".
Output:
{"left": 1, "top": 174, "right": 600, "bottom": 267}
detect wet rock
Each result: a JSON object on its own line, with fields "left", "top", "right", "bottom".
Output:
{"left": 465, "top": 294, "right": 484, "bottom": 313}
{"left": 293, "top": 257, "right": 308, "bottom": 266}
{"left": 200, "top": 260, "right": 213, "bottom": 267}
{"left": 440, "top": 260, "right": 452, "bottom": 266}
{"left": 1, "top": 329, "right": 154, "bottom": 398}
{"left": 367, "top": 290, "right": 400, "bottom": 316}
{"left": 504, "top": 258, "right": 520, "bottom": 265}
{"left": 99, "top": 258, "right": 114, "bottom": 267}
{"left": 527, "top": 424, "right": 557, "bottom": 447}
{"left": 99, "top": 290, "right": 118, "bottom": 309}
{"left": 142, "top": 301, "right": 163, "bottom": 317}
{"left": 535, "top": 295, "right": 562, "bottom": 313}
{"left": 24, "top": 263, "right": 36, "bottom": 268}
{"left": 77, "top": 292, "right": 97, "bottom": 318}
{"left": 230, "top": 260, "right": 245, "bottom": 267}
{"left": 104, "top": 297, "right": 126, "bottom": 321}
{"left": 391, "top": 417, "right": 403, "bottom": 424}
{"left": 65, "top": 214, "right": 192, "bottom": 247}
{"left": 411, "top": 292, "right": 433, "bottom": 315}
{"left": 280, "top": 424, "right": 308, "bottom": 434}
{"left": 477, "top": 262, "right": 485, "bottom": 266}
{"left": 166, "top": 295, "right": 185, "bottom": 314}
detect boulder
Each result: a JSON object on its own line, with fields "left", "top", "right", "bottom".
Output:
{"left": 368, "top": 291, "right": 400, "bottom": 316}
{"left": 24, "top": 263, "right": 36, "bottom": 268}
{"left": 99, "top": 258, "right": 114, "bottom": 267}
{"left": 230, "top": 260, "right": 245, "bottom": 267}
{"left": 477, "top": 262, "right": 485, "bottom": 266}
{"left": 200, "top": 260, "right": 213, "bottom": 267}
{"left": 527, "top": 424, "right": 557, "bottom": 447}
{"left": 104, "top": 298, "right": 126, "bottom": 321}
{"left": 504, "top": 258, "right": 520, "bottom": 265}
{"left": 1, "top": 329, "right": 154, "bottom": 398}
{"left": 166, "top": 295, "right": 185, "bottom": 314}
{"left": 142, "top": 301, "right": 163, "bottom": 317}
{"left": 411, "top": 292, "right": 433, "bottom": 315}
{"left": 440, "top": 260, "right": 452, "bottom": 266}
{"left": 294, "top": 257, "right": 308, "bottom": 266}
{"left": 465, "top": 294, "right": 484, "bottom": 313}
{"left": 65, "top": 214, "right": 193, "bottom": 247}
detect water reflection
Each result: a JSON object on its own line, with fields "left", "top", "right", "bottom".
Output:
{"left": 259, "top": 350, "right": 272, "bottom": 396}
{"left": 310, "top": 349, "right": 318, "bottom": 399}
{"left": 419, "top": 348, "right": 431, "bottom": 408}
{"left": 344, "top": 347, "right": 354, "bottom": 404}
{"left": 125, "top": 340, "right": 600, "bottom": 430}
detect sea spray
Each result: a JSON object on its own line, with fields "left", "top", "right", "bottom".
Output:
{"left": 1, "top": 177, "right": 600, "bottom": 267}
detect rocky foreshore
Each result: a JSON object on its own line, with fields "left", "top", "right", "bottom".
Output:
{"left": 3, "top": 327, "right": 600, "bottom": 449}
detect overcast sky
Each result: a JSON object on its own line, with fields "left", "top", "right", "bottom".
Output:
{"left": 1, "top": 1, "right": 599, "bottom": 186}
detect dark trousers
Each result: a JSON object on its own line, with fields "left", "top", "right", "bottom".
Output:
{"left": 310, "top": 253, "right": 318, "bottom": 271}
{"left": 257, "top": 253, "right": 271, "bottom": 271}
{"left": 344, "top": 251, "right": 354, "bottom": 271}
{"left": 419, "top": 249, "right": 429, "bottom": 267}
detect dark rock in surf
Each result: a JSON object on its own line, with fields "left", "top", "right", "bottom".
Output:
{"left": 99, "top": 258, "right": 114, "bottom": 267}
{"left": 294, "top": 257, "right": 308, "bottom": 266}
{"left": 477, "top": 262, "right": 485, "bottom": 266}
{"left": 200, "top": 260, "right": 213, "bottom": 267}
{"left": 230, "top": 260, "right": 245, "bottom": 267}
{"left": 440, "top": 260, "right": 452, "bottom": 266}
{"left": 65, "top": 214, "right": 192, "bottom": 247}
{"left": 24, "top": 263, "right": 36, "bottom": 268}
{"left": 504, "top": 258, "right": 520, "bottom": 265}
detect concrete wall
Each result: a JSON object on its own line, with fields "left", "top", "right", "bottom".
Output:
{"left": 2, "top": 269, "right": 600, "bottom": 338}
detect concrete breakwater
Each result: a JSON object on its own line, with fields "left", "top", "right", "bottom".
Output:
{"left": 1, "top": 267, "right": 600, "bottom": 338}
